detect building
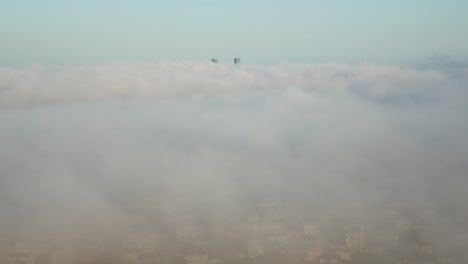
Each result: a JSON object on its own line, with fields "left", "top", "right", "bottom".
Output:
{"left": 410, "top": 242, "right": 434, "bottom": 256}
{"left": 50, "top": 247, "right": 76, "bottom": 264}
{"left": 318, "top": 252, "right": 341, "bottom": 264}
{"left": 247, "top": 240, "right": 265, "bottom": 258}
{"left": 124, "top": 252, "right": 161, "bottom": 264}
{"left": 7, "top": 252, "right": 33, "bottom": 264}
{"left": 185, "top": 253, "right": 208, "bottom": 264}
{"left": 375, "top": 229, "right": 399, "bottom": 248}
{"left": 176, "top": 225, "right": 205, "bottom": 242}
{"left": 206, "top": 224, "right": 225, "bottom": 241}
{"left": 224, "top": 223, "right": 250, "bottom": 241}
{"left": 0, "top": 240, "right": 53, "bottom": 264}
{"left": 345, "top": 232, "right": 366, "bottom": 253}
{"left": 0, "top": 239, "right": 14, "bottom": 261}
{"left": 121, "top": 230, "right": 158, "bottom": 253}
{"left": 304, "top": 224, "right": 320, "bottom": 236}
{"left": 252, "top": 222, "right": 283, "bottom": 237}
{"left": 331, "top": 247, "right": 351, "bottom": 263}
{"left": 397, "top": 218, "right": 413, "bottom": 232}
{"left": 304, "top": 240, "right": 324, "bottom": 262}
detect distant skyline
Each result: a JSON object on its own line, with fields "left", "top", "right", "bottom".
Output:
{"left": 1, "top": 0, "right": 468, "bottom": 65}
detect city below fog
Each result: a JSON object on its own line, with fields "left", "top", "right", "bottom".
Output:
{"left": 1, "top": 196, "right": 468, "bottom": 264}
{"left": 1, "top": 61, "right": 467, "bottom": 264}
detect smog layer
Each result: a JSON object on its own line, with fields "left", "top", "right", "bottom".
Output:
{"left": 0, "top": 61, "right": 467, "bottom": 263}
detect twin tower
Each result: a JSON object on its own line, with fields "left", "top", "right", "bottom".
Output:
{"left": 211, "top": 58, "right": 241, "bottom": 64}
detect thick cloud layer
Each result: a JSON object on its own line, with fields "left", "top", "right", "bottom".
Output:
{"left": 0, "top": 62, "right": 467, "bottom": 238}
{"left": 0, "top": 62, "right": 451, "bottom": 108}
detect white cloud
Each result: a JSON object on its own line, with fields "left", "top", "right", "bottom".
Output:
{"left": 0, "top": 62, "right": 447, "bottom": 108}
{"left": 0, "top": 61, "right": 467, "bottom": 237}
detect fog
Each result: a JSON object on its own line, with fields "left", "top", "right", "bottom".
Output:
{"left": 0, "top": 61, "right": 467, "bottom": 262}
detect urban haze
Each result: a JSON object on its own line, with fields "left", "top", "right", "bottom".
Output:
{"left": 1, "top": 1, "right": 468, "bottom": 264}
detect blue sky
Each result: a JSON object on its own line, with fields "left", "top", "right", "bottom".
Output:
{"left": 1, "top": 0, "right": 467, "bottom": 65}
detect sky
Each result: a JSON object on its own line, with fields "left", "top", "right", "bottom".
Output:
{"left": 1, "top": 0, "right": 468, "bottom": 65}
